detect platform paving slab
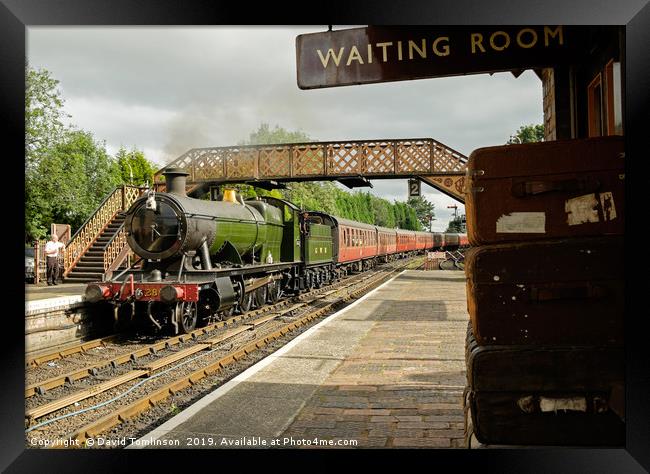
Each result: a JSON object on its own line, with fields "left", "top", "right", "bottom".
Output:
{"left": 132, "top": 270, "right": 469, "bottom": 449}
{"left": 25, "top": 283, "right": 87, "bottom": 303}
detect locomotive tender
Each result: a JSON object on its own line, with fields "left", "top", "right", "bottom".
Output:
{"left": 85, "top": 169, "right": 467, "bottom": 333}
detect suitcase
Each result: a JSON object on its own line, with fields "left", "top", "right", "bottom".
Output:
{"left": 464, "top": 237, "right": 624, "bottom": 346}
{"left": 465, "top": 136, "right": 624, "bottom": 245}
{"left": 464, "top": 324, "right": 625, "bottom": 446}
{"left": 468, "top": 390, "right": 625, "bottom": 446}
{"left": 465, "top": 322, "right": 624, "bottom": 392}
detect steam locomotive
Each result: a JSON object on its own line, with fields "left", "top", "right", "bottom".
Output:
{"left": 85, "top": 168, "right": 468, "bottom": 333}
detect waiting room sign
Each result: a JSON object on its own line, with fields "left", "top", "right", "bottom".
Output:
{"left": 296, "top": 26, "right": 586, "bottom": 89}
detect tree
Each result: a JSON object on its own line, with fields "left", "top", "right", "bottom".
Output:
{"left": 407, "top": 196, "right": 435, "bottom": 230}
{"left": 240, "top": 123, "right": 311, "bottom": 146}
{"left": 25, "top": 66, "right": 70, "bottom": 169}
{"left": 26, "top": 130, "right": 121, "bottom": 238}
{"left": 445, "top": 217, "right": 463, "bottom": 233}
{"left": 238, "top": 123, "right": 313, "bottom": 202}
{"left": 371, "top": 197, "right": 395, "bottom": 228}
{"left": 25, "top": 66, "right": 157, "bottom": 241}
{"left": 507, "top": 124, "right": 545, "bottom": 144}
{"left": 115, "top": 147, "right": 156, "bottom": 186}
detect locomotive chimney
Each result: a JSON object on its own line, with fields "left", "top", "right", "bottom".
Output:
{"left": 163, "top": 168, "right": 189, "bottom": 196}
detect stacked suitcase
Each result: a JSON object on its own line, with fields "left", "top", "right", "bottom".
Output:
{"left": 463, "top": 136, "right": 625, "bottom": 447}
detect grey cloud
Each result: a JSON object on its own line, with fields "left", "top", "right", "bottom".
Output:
{"left": 28, "top": 26, "right": 542, "bottom": 212}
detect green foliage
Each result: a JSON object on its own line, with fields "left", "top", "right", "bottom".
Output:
{"left": 507, "top": 124, "right": 545, "bottom": 144}
{"left": 445, "top": 215, "right": 466, "bottom": 233}
{"left": 115, "top": 147, "right": 155, "bottom": 186}
{"left": 407, "top": 196, "right": 435, "bottom": 230}
{"left": 240, "top": 123, "right": 311, "bottom": 146}
{"left": 25, "top": 66, "right": 70, "bottom": 168}
{"left": 284, "top": 186, "right": 421, "bottom": 230}
{"left": 24, "top": 66, "right": 157, "bottom": 242}
{"left": 26, "top": 130, "right": 122, "bottom": 239}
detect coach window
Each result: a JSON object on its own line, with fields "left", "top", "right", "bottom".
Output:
{"left": 604, "top": 60, "right": 623, "bottom": 135}
{"left": 587, "top": 73, "right": 603, "bottom": 137}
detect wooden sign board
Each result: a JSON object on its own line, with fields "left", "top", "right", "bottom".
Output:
{"left": 297, "top": 26, "right": 587, "bottom": 89}
{"left": 428, "top": 251, "right": 446, "bottom": 260}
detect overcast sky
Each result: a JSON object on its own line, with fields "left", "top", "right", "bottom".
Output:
{"left": 27, "top": 26, "right": 543, "bottom": 231}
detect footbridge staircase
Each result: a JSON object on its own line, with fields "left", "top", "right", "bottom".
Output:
{"left": 63, "top": 185, "right": 144, "bottom": 283}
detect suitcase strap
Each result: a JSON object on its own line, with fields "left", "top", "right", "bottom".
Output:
{"left": 511, "top": 177, "right": 600, "bottom": 197}
{"left": 529, "top": 282, "right": 605, "bottom": 302}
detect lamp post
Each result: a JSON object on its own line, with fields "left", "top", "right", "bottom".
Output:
{"left": 124, "top": 160, "right": 134, "bottom": 185}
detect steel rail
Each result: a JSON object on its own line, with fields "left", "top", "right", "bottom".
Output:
{"left": 26, "top": 335, "right": 121, "bottom": 369}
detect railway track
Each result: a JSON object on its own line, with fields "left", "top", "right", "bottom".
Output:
{"left": 25, "top": 257, "right": 423, "bottom": 448}
{"left": 25, "top": 261, "right": 392, "bottom": 389}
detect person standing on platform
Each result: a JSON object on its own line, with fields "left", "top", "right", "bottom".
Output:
{"left": 45, "top": 234, "right": 65, "bottom": 285}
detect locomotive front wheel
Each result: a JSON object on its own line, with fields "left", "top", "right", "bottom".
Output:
{"left": 176, "top": 301, "right": 198, "bottom": 333}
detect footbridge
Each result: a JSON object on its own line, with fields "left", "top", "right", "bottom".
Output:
{"left": 154, "top": 138, "right": 468, "bottom": 203}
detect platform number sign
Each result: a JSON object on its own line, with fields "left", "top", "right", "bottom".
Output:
{"left": 408, "top": 179, "right": 421, "bottom": 197}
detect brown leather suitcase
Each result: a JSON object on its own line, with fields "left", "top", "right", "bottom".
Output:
{"left": 468, "top": 390, "right": 625, "bottom": 446}
{"left": 464, "top": 237, "right": 624, "bottom": 346}
{"left": 463, "top": 324, "right": 625, "bottom": 446}
{"left": 465, "top": 323, "right": 624, "bottom": 392}
{"left": 465, "top": 136, "right": 624, "bottom": 246}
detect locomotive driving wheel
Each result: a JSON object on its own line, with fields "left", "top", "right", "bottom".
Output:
{"left": 176, "top": 301, "right": 198, "bottom": 333}
{"left": 267, "top": 280, "right": 281, "bottom": 303}
{"left": 240, "top": 291, "right": 253, "bottom": 313}
{"left": 254, "top": 285, "right": 267, "bottom": 308}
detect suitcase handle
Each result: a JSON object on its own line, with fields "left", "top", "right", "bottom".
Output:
{"left": 511, "top": 177, "right": 601, "bottom": 197}
{"left": 529, "top": 282, "right": 605, "bottom": 302}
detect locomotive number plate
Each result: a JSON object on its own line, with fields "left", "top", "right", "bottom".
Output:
{"left": 144, "top": 288, "right": 159, "bottom": 297}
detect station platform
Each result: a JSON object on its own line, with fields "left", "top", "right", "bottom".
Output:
{"left": 133, "top": 270, "right": 469, "bottom": 449}
{"left": 25, "top": 282, "right": 87, "bottom": 302}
